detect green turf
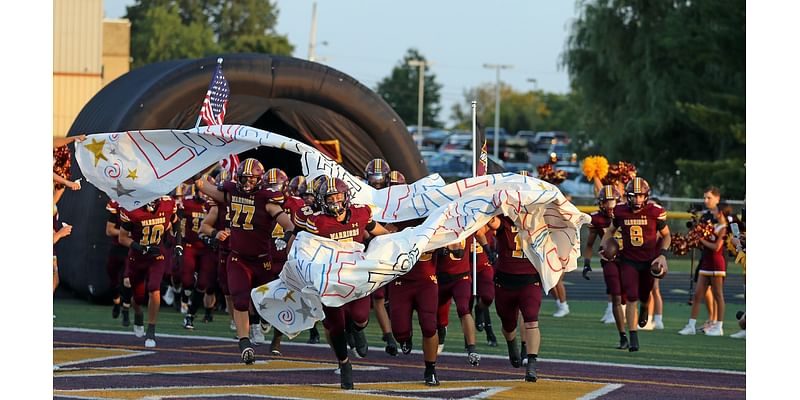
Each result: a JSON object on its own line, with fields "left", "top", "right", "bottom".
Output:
{"left": 54, "top": 296, "right": 745, "bottom": 372}
{"left": 653, "top": 257, "right": 744, "bottom": 275}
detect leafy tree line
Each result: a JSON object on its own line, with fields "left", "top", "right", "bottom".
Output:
{"left": 125, "top": 0, "right": 293, "bottom": 68}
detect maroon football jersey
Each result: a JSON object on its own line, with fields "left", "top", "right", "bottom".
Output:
{"left": 106, "top": 200, "right": 122, "bottom": 246}
{"left": 611, "top": 202, "right": 667, "bottom": 262}
{"left": 220, "top": 181, "right": 284, "bottom": 257}
{"left": 268, "top": 196, "right": 306, "bottom": 262}
{"left": 306, "top": 204, "right": 372, "bottom": 244}
{"left": 120, "top": 197, "right": 177, "bottom": 247}
{"left": 206, "top": 198, "right": 231, "bottom": 251}
{"left": 495, "top": 215, "right": 537, "bottom": 275}
{"left": 436, "top": 236, "right": 473, "bottom": 275}
{"left": 180, "top": 197, "right": 207, "bottom": 245}
{"left": 402, "top": 250, "right": 438, "bottom": 282}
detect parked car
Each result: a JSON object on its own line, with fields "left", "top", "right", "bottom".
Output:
{"left": 420, "top": 129, "right": 452, "bottom": 150}
{"left": 547, "top": 142, "right": 576, "bottom": 163}
{"left": 439, "top": 133, "right": 473, "bottom": 152}
{"left": 533, "top": 131, "right": 570, "bottom": 153}
{"left": 426, "top": 149, "right": 505, "bottom": 182}
{"left": 557, "top": 162, "right": 595, "bottom": 197}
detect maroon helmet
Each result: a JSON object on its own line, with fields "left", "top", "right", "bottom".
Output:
{"left": 388, "top": 170, "right": 406, "bottom": 186}
{"left": 288, "top": 176, "right": 305, "bottom": 197}
{"left": 236, "top": 158, "right": 265, "bottom": 194}
{"left": 263, "top": 168, "right": 289, "bottom": 193}
{"left": 597, "top": 185, "right": 621, "bottom": 213}
{"left": 364, "top": 158, "right": 391, "bottom": 189}
{"left": 315, "top": 176, "right": 351, "bottom": 217}
{"left": 625, "top": 177, "right": 650, "bottom": 210}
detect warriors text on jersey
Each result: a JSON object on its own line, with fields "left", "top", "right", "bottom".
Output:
{"left": 611, "top": 202, "right": 667, "bottom": 262}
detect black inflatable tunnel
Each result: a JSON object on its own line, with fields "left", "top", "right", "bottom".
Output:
{"left": 58, "top": 53, "right": 426, "bottom": 300}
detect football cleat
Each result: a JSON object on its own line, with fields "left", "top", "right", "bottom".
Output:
{"left": 617, "top": 336, "right": 629, "bottom": 350}
{"left": 730, "top": 330, "right": 746, "bottom": 339}
{"left": 525, "top": 357, "right": 538, "bottom": 382}
{"left": 133, "top": 324, "right": 145, "bottom": 338}
{"left": 339, "top": 361, "right": 354, "bottom": 390}
{"left": 486, "top": 327, "right": 498, "bottom": 347}
{"left": 239, "top": 339, "right": 256, "bottom": 365}
{"left": 229, "top": 319, "right": 237, "bottom": 331}
{"left": 507, "top": 339, "right": 521, "bottom": 368}
{"left": 144, "top": 338, "right": 156, "bottom": 348}
{"left": 704, "top": 323, "right": 723, "bottom": 337}
{"left": 628, "top": 333, "right": 639, "bottom": 352}
{"left": 121, "top": 309, "right": 130, "bottom": 327}
{"left": 270, "top": 342, "right": 282, "bottom": 356}
{"left": 553, "top": 303, "right": 570, "bottom": 318}
{"left": 353, "top": 329, "right": 369, "bottom": 358}
{"left": 183, "top": 315, "right": 195, "bottom": 330}
{"left": 112, "top": 303, "right": 121, "bottom": 319}
{"left": 424, "top": 370, "right": 440, "bottom": 386}
{"left": 307, "top": 326, "right": 321, "bottom": 344}
{"left": 162, "top": 286, "right": 175, "bottom": 306}
{"left": 203, "top": 309, "right": 214, "bottom": 323}
{"left": 468, "top": 352, "right": 481, "bottom": 366}
{"left": 250, "top": 324, "right": 266, "bottom": 344}
{"left": 637, "top": 304, "right": 649, "bottom": 328}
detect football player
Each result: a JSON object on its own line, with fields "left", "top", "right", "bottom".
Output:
{"left": 196, "top": 158, "right": 296, "bottom": 364}
{"left": 305, "top": 176, "right": 390, "bottom": 390}
{"left": 600, "top": 177, "right": 671, "bottom": 352}
{"left": 486, "top": 215, "right": 542, "bottom": 382}
{"left": 118, "top": 196, "right": 178, "bottom": 348}
{"left": 473, "top": 225, "right": 498, "bottom": 347}
{"left": 363, "top": 159, "right": 399, "bottom": 357}
{"left": 199, "top": 170, "right": 235, "bottom": 331}
{"left": 435, "top": 236, "right": 481, "bottom": 367}
{"left": 104, "top": 200, "right": 129, "bottom": 323}
{"left": 582, "top": 185, "right": 629, "bottom": 349}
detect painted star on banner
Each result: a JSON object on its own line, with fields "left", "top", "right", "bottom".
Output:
{"left": 113, "top": 180, "right": 136, "bottom": 197}
{"left": 297, "top": 298, "right": 316, "bottom": 322}
{"left": 126, "top": 168, "right": 138, "bottom": 180}
{"left": 85, "top": 138, "right": 108, "bottom": 167}
{"left": 283, "top": 290, "right": 295, "bottom": 302}
{"left": 255, "top": 285, "right": 269, "bottom": 295}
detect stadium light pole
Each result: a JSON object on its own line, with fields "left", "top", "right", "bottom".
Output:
{"left": 408, "top": 59, "right": 427, "bottom": 148}
{"left": 484, "top": 63, "right": 513, "bottom": 159}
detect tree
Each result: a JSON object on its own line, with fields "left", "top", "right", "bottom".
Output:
{"left": 126, "top": 0, "right": 293, "bottom": 68}
{"left": 450, "top": 85, "right": 583, "bottom": 135}
{"left": 562, "top": 0, "right": 745, "bottom": 198}
{"left": 375, "top": 48, "right": 443, "bottom": 128}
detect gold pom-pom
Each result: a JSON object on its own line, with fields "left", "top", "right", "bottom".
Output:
{"left": 53, "top": 145, "right": 71, "bottom": 190}
{"left": 582, "top": 155, "right": 609, "bottom": 181}
{"left": 537, "top": 163, "right": 567, "bottom": 185}
{"left": 670, "top": 233, "right": 690, "bottom": 256}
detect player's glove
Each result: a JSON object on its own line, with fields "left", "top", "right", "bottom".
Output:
{"left": 274, "top": 231, "right": 294, "bottom": 251}
{"left": 482, "top": 244, "right": 497, "bottom": 264}
{"left": 582, "top": 259, "right": 592, "bottom": 280}
{"left": 200, "top": 234, "right": 218, "bottom": 250}
{"left": 131, "top": 242, "right": 161, "bottom": 257}
{"left": 174, "top": 244, "right": 184, "bottom": 258}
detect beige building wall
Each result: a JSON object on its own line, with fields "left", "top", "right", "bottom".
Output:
{"left": 102, "top": 19, "right": 131, "bottom": 87}
{"left": 53, "top": 0, "right": 130, "bottom": 137}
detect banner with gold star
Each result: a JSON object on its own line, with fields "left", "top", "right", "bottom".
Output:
{"left": 252, "top": 173, "right": 591, "bottom": 338}
{"left": 74, "top": 124, "right": 446, "bottom": 220}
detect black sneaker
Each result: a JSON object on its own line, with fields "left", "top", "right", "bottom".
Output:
{"left": 121, "top": 308, "right": 130, "bottom": 327}
{"left": 400, "top": 338, "right": 413, "bottom": 354}
{"left": 270, "top": 342, "right": 282, "bottom": 356}
{"left": 353, "top": 329, "right": 369, "bottom": 358}
{"left": 339, "top": 361, "right": 354, "bottom": 389}
{"left": 239, "top": 338, "right": 256, "bottom": 364}
{"left": 638, "top": 304, "right": 649, "bottom": 328}
{"left": 383, "top": 333, "right": 398, "bottom": 357}
{"left": 468, "top": 352, "right": 481, "bottom": 366}
{"left": 507, "top": 339, "right": 521, "bottom": 368}
{"left": 617, "top": 335, "right": 629, "bottom": 350}
{"left": 307, "top": 327, "right": 321, "bottom": 344}
{"left": 474, "top": 306, "right": 485, "bottom": 332}
{"left": 424, "top": 369, "right": 440, "bottom": 386}
{"left": 520, "top": 342, "right": 527, "bottom": 365}
{"left": 112, "top": 303, "right": 121, "bottom": 319}
{"left": 203, "top": 308, "right": 214, "bottom": 323}
{"left": 525, "top": 357, "right": 538, "bottom": 382}
{"left": 629, "top": 332, "right": 639, "bottom": 352}
{"left": 486, "top": 326, "right": 498, "bottom": 347}
{"left": 183, "top": 315, "right": 195, "bottom": 330}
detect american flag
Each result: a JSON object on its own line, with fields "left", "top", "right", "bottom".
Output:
{"left": 198, "top": 59, "right": 238, "bottom": 174}
{"left": 199, "top": 62, "right": 230, "bottom": 126}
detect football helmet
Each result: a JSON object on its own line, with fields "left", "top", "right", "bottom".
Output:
{"left": 315, "top": 176, "right": 351, "bottom": 217}
{"left": 263, "top": 168, "right": 289, "bottom": 193}
{"left": 364, "top": 158, "right": 391, "bottom": 189}
{"left": 236, "top": 158, "right": 265, "bottom": 194}
{"left": 597, "top": 185, "right": 621, "bottom": 213}
{"left": 388, "top": 170, "right": 406, "bottom": 186}
{"left": 518, "top": 170, "right": 531, "bottom": 177}
{"left": 288, "top": 176, "right": 305, "bottom": 197}
{"left": 625, "top": 177, "right": 650, "bottom": 210}
{"left": 145, "top": 198, "right": 159, "bottom": 213}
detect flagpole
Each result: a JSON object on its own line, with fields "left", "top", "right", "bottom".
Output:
{"left": 471, "top": 100, "right": 478, "bottom": 297}
{"left": 195, "top": 58, "right": 224, "bottom": 130}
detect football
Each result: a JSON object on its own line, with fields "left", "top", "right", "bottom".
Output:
{"left": 601, "top": 239, "right": 619, "bottom": 261}
{"left": 650, "top": 262, "right": 667, "bottom": 279}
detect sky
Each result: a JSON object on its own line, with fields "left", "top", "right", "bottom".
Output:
{"left": 104, "top": 0, "right": 578, "bottom": 128}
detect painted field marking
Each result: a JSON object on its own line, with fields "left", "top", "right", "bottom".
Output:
{"left": 53, "top": 347, "right": 153, "bottom": 366}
